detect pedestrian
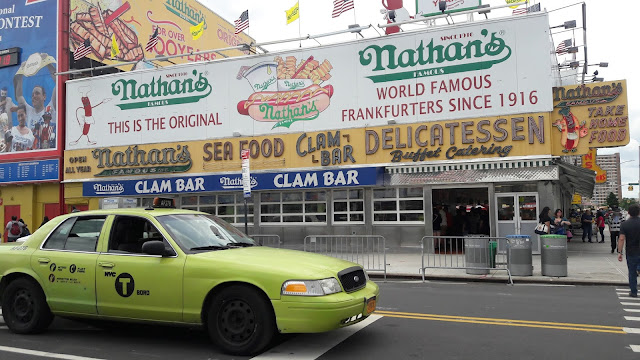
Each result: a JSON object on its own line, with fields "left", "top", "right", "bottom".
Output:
{"left": 5, "top": 216, "right": 23, "bottom": 242}
{"left": 553, "top": 209, "right": 571, "bottom": 236}
{"left": 18, "top": 219, "right": 30, "bottom": 238}
{"left": 609, "top": 207, "right": 623, "bottom": 254}
{"left": 71, "top": 206, "right": 80, "bottom": 213}
{"left": 581, "top": 209, "right": 594, "bottom": 242}
{"left": 617, "top": 204, "right": 640, "bottom": 297}
{"left": 596, "top": 210, "right": 606, "bottom": 243}
{"left": 432, "top": 207, "right": 443, "bottom": 250}
{"left": 537, "top": 207, "right": 552, "bottom": 234}
{"left": 39, "top": 216, "right": 49, "bottom": 229}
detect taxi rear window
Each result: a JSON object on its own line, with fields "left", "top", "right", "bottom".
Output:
{"left": 43, "top": 216, "right": 106, "bottom": 252}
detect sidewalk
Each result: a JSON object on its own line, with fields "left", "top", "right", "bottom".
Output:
{"left": 367, "top": 233, "right": 630, "bottom": 285}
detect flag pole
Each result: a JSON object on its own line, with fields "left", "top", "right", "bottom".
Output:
{"left": 352, "top": 2, "right": 357, "bottom": 39}
{"left": 298, "top": 1, "right": 302, "bottom": 47}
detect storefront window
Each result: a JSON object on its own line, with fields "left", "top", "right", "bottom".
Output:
{"left": 180, "top": 193, "right": 253, "bottom": 225}
{"left": 373, "top": 187, "right": 424, "bottom": 224}
{"left": 498, "top": 197, "right": 515, "bottom": 221}
{"left": 333, "top": 189, "right": 364, "bottom": 224}
{"left": 261, "top": 190, "right": 327, "bottom": 224}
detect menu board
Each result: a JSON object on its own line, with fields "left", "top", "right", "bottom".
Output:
{"left": 0, "top": 159, "right": 59, "bottom": 183}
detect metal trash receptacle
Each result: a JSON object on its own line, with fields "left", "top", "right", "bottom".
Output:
{"left": 506, "top": 235, "right": 533, "bottom": 276}
{"left": 465, "top": 236, "right": 490, "bottom": 275}
{"left": 540, "top": 234, "right": 567, "bottom": 277}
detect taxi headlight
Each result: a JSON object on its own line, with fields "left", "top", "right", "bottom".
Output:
{"left": 282, "top": 278, "right": 342, "bottom": 296}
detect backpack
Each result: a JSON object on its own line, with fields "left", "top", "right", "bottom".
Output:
{"left": 10, "top": 222, "right": 20, "bottom": 236}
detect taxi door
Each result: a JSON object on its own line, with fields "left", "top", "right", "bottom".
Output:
{"left": 95, "top": 215, "right": 185, "bottom": 322}
{"left": 31, "top": 215, "right": 107, "bottom": 314}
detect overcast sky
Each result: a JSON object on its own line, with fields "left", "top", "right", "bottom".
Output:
{"left": 203, "top": 0, "right": 639, "bottom": 199}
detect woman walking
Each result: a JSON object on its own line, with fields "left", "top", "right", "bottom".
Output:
{"left": 596, "top": 210, "right": 606, "bottom": 243}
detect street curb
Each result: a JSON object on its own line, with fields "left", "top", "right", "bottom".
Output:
{"left": 369, "top": 273, "right": 628, "bottom": 286}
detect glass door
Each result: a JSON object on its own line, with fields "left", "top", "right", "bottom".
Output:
{"left": 495, "top": 192, "right": 540, "bottom": 254}
{"left": 518, "top": 193, "right": 540, "bottom": 254}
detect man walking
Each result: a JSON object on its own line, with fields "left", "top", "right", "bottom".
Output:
{"left": 5, "top": 216, "right": 23, "bottom": 243}
{"left": 609, "top": 207, "right": 624, "bottom": 254}
{"left": 618, "top": 204, "right": 640, "bottom": 297}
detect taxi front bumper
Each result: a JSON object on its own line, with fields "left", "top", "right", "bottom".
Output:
{"left": 271, "top": 281, "right": 379, "bottom": 333}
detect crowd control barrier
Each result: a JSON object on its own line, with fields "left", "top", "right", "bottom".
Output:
{"left": 420, "top": 235, "right": 513, "bottom": 285}
{"left": 251, "top": 234, "right": 282, "bottom": 248}
{"left": 303, "top": 235, "right": 387, "bottom": 280}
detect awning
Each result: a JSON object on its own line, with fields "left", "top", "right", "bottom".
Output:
{"left": 555, "top": 160, "right": 596, "bottom": 197}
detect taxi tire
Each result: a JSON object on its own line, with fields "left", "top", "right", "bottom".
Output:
{"left": 2, "top": 278, "right": 54, "bottom": 334}
{"left": 207, "top": 285, "right": 276, "bottom": 356}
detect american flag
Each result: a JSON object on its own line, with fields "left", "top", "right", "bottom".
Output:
{"left": 556, "top": 39, "right": 572, "bottom": 55}
{"left": 512, "top": 3, "right": 540, "bottom": 15}
{"left": 235, "top": 10, "right": 249, "bottom": 34}
{"left": 73, "top": 38, "right": 92, "bottom": 61}
{"left": 332, "top": 0, "right": 354, "bottom": 18}
{"left": 145, "top": 27, "right": 160, "bottom": 53}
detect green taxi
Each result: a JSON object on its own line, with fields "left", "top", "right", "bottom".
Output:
{"left": 0, "top": 201, "right": 379, "bottom": 355}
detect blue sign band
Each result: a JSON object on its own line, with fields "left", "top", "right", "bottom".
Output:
{"left": 0, "top": 159, "right": 59, "bottom": 183}
{"left": 82, "top": 167, "right": 384, "bottom": 197}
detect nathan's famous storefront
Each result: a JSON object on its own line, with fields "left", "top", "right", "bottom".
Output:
{"left": 63, "top": 13, "right": 627, "bottom": 248}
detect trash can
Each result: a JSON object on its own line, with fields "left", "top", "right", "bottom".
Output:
{"left": 540, "top": 234, "right": 568, "bottom": 277}
{"left": 465, "top": 236, "right": 490, "bottom": 275}
{"left": 506, "top": 235, "right": 533, "bottom": 276}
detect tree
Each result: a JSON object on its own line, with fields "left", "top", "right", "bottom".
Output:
{"left": 620, "top": 198, "right": 639, "bottom": 210}
{"left": 606, "top": 192, "right": 620, "bottom": 209}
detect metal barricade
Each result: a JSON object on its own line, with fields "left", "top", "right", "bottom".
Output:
{"left": 251, "top": 234, "right": 281, "bottom": 248}
{"left": 420, "top": 236, "right": 512, "bottom": 285}
{"left": 303, "top": 235, "right": 387, "bottom": 280}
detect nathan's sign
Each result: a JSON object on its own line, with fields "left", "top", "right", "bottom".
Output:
{"left": 66, "top": 14, "right": 552, "bottom": 151}
{"left": 551, "top": 80, "right": 629, "bottom": 156}
{"left": 91, "top": 144, "right": 192, "bottom": 177}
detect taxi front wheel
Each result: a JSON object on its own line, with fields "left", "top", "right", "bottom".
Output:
{"left": 207, "top": 285, "right": 276, "bottom": 356}
{"left": 2, "top": 278, "right": 53, "bottom": 334}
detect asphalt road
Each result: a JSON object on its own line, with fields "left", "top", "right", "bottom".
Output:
{"left": 1, "top": 281, "right": 639, "bottom": 360}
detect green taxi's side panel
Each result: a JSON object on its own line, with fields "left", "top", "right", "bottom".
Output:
{"left": 94, "top": 214, "right": 186, "bottom": 322}
{"left": 181, "top": 247, "right": 374, "bottom": 324}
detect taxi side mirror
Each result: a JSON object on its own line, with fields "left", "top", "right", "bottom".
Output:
{"left": 142, "top": 240, "right": 174, "bottom": 257}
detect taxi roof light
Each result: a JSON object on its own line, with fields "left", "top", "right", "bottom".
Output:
{"left": 151, "top": 197, "right": 176, "bottom": 209}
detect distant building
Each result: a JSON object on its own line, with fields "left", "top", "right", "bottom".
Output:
{"left": 563, "top": 153, "right": 622, "bottom": 206}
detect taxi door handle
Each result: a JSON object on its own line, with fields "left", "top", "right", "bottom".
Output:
{"left": 98, "top": 262, "right": 115, "bottom": 269}
{"left": 38, "top": 258, "right": 50, "bottom": 264}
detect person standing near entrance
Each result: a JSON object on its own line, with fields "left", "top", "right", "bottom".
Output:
{"left": 617, "top": 204, "right": 640, "bottom": 297}
{"left": 581, "top": 209, "right": 593, "bottom": 242}
{"left": 596, "top": 210, "right": 606, "bottom": 243}
{"left": 538, "top": 207, "right": 552, "bottom": 234}
{"left": 5, "top": 216, "right": 23, "bottom": 243}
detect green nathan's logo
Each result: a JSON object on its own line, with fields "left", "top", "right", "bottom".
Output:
{"left": 111, "top": 70, "right": 212, "bottom": 110}
{"left": 359, "top": 29, "right": 511, "bottom": 83}
{"left": 164, "top": 0, "right": 207, "bottom": 28}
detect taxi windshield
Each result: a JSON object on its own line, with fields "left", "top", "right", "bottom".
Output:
{"left": 156, "top": 214, "right": 255, "bottom": 250}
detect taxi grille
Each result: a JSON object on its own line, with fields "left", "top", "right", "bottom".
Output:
{"left": 338, "top": 267, "right": 366, "bottom": 293}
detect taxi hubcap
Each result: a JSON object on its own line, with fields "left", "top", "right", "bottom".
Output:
{"left": 219, "top": 299, "right": 256, "bottom": 343}
{"left": 12, "top": 289, "right": 34, "bottom": 323}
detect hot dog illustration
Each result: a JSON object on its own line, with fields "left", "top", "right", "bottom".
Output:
{"left": 554, "top": 107, "right": 588, "bottom": 152}
{"left": 237, "top": 85, "right": 334, "bottom": 120}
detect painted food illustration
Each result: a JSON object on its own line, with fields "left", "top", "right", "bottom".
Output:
{"left": 237, "top": 55, "right": 335, "bottom": 129}
{"left": 70, "top": 4, "right": 144, "bottom": 62}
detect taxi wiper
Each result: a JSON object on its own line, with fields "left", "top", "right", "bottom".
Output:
{"left": 226, "top": 242, "right": 255, "bottom": 248}
{"left": 190, "top": 245, "right": 230, "bottom": 251}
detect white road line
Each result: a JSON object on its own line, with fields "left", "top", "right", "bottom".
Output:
{"left": 624, "top": 328, "right": 640, "bottom": 334}
{"left": 0, "top": 326, "right": 6, "bottom": 330}
{"left": 0, "top": 346, "right": 106, "bottom": 360}
{"left": 619, "top": 297, "right": 640, "bottom": 301}
{"left": 251, "top": 315, "right": 382, "bottom": 360}
{"left": 625, "top": 317, "right": 640, "bottom": 321}
{"left": 631, "top": 345, "right": 640, "bottom": 352}
{"left": 625, "top": 309, "right": 640, "bottom": 313}
{"left": 622, "top": 302, "right": 640, "bottom": 306}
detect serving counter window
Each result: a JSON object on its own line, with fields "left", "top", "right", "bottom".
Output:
{"left": 180, "top": 193, "right": 254, "bottom": 225}
{"left": 260, "top": 190, "right": 327, "bottom": 224}
{"left": 332, "top": 189, "right": 365, "bottom": 224}
{"left": 373, "top": 187, "right": 425, "bottom": 224}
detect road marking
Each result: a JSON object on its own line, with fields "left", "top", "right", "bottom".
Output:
{"left": 0, "top": 346, "right": 106, "bottom": 360}
{"left": 376, "top": 311, "right": 626, "bottom": 334}
{"left": 622, "top": 302, "right": 640, "bottom": 306}
{"left": 619, "top": 297, "right": 640, "bottom": 301}
{"left": 625, "top": 309, "right": 640, "bottom": 313}
{"left": 251, "top": 315, "right": 382, "bottom": 360}
{"left": 0, "top": 326, "right": 6, "bottom": 330}
{"left": 625, "top": 317, "right": 640, "bottom": 321}
{"left": 624, "top": 328, "right": 640, "bottom": 334}
{"left": 630, "top": 345, "right": 640, "bottom": 352}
